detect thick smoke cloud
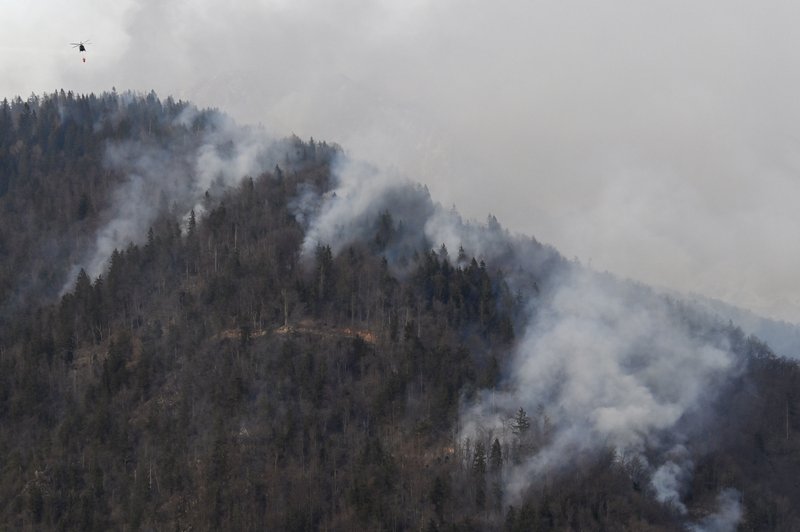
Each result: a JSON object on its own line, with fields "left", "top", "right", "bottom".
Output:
{"left": 4, "top": 0, "right": 800, "bottom": 322}
{"left": 63, "top": 105, "right": 282, "bottom": 291}
{"left": 295, "top": 152, "right": 559, "bottom": 289}
{"left": 650, "top": 445, "right": 693, "bottom": 513}
{"left": 295, "top": 156, "right": 432, "bottom": 259}
{"left": 459, "top": 269, "right": 742, "bottom": 509}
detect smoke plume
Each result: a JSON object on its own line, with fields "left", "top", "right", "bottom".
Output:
{"left": 459, "top": 268, "right": 743, "bottom": 508}
{"left": 62, "top": 101, "right": 284, "bottom": 291}
{"left": 296, "top": 155, "right": 433, "bottom": 259}
{"left": 650, "top": 445, "right": 693, "bottom": 513}
{"left": 688, "top": 489, "right": 744, "bottom": 532}
{"left": 295, "top": 152, "right": 561, "bottom": 288}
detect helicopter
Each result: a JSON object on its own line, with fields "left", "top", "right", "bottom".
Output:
{"left": 70, "top": 40, "right": 91, "bottom": 62}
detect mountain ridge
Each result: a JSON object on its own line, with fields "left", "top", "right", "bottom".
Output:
{"left": 0, "top": 90, "right": 798, "bottom": 531}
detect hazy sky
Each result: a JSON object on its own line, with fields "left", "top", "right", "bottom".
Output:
{"left": 3, "top": 0, "right": 800, "bottom": 323}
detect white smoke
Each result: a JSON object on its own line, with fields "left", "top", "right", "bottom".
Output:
{"left": 294, "top": 153, "right": 523, "bottom": 273}
{"left": 298, "top": 156, "right": 420, "bottom": 257}
{"left": 295, "top": 152, "right": 558, "bottom": 286}
{"left": 650, "top": 445, "right": 693, "bottom": 514}
{"left": 62, "top": 100, "right": 282, "bottom": 292}
{"left": 459, "top": 268, "right": 742, "bottom": 506}
{"left": 190, "top": 116, "right": 279, "bottom": 215}
{"left": 688, "top": 489, "right": 744, "bottom": 532}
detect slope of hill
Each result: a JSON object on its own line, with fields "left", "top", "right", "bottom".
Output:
{"left": 680, "top": 293, "right": 800, "bottom": 360}
{"left": 0, "top": 91, "right": 799, "bottom": 531}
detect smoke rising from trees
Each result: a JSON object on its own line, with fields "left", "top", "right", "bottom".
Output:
{"left": 458, "top": 269, "right": 742, "bottom": 511}
{"left": 63, "top": 104, "right": 284, "bottom": 292}
{"left": 7, "top": 0, "right": 800, "bottom": 322}
{"left": 0, "top": 90, "right": 787, "bottom": 529}
{"left": 688, "top": 489, "right": 743, "bottom": 532}
{"left": 290, "top": 145, "right": 746, "bottom": 523}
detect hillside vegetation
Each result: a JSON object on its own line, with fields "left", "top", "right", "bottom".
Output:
{"left": 1, "top": 91, "right": 799, "bottom": 531}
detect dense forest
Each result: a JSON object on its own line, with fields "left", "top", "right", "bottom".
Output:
{"left": 0, "top": 91, "right": 799, "bottom": 531}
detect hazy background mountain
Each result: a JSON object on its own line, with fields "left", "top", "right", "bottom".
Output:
{"left": 681, "top": 294, "right": 800, "bottom": 360}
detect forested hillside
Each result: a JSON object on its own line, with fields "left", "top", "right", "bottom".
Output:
{"left": 1, "top": 91, "right": 799, "bottom": 531}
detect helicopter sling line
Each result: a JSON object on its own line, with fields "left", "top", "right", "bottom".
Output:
{"left": 70, "top": 39, "right": 91, "bottom": 63}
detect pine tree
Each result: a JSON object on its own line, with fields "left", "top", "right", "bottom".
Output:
{"left": 512, "top": 407, "right": 531, "bottom": 436}
{"left": 473, "top": 441, "right": 487, "bottom": 510}
{"left": 490, "top": 437, "right": 503, "bottom": 473}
